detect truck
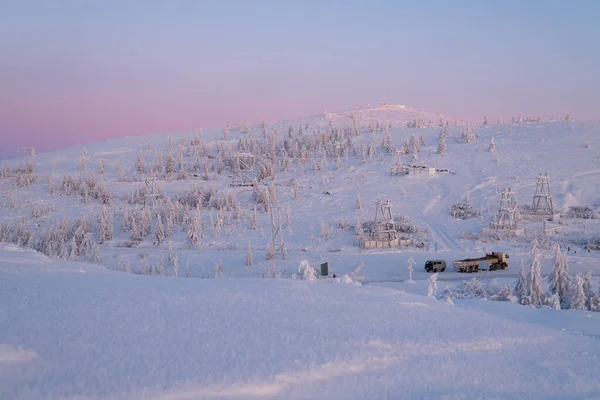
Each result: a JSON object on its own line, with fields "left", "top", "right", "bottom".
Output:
{"left": 424, "top": 260, "right": 446, "bottom": 273}
{"left": 452, "top": 252, "right": 509, "bottom": 273}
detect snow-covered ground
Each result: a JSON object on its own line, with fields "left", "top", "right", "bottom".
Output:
{"left": 1, "top": 245, "right": 599, "bottom": 400}
{"left": 1, "top": 105, "right": 600, "bottom": 398}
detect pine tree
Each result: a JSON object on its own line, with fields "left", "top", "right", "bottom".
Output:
{"left": 356, "top": 194, "right": 361, "bottom": 210}
{"left": 135, "top": 151, "right": 145, "bottom": 174}
{"left": 245, "top": 242, "right": 252, "bottom": 266}
{"left": 250, "top": 206, "right": 258, "bottom": 230}
{"left": 91, "top": 243, "right": 100, "bottom": 264}
{"left": 154, "top": 215, "right": 164, "bottom": 246}
{"left": 437, "top": 135, "right": 446, "bottom": 154}
{"left": 98, "top": 158, "right": 105, "bottom": 174}
{"left": 548, "top": 244, "right": 570, "bottom": 305}
{"left": 100, "top": 205, "right": 113, "bottom": 242}
{"left": 172, "top": 257, "right": 179, "bottom": 277}
{"left": 185, "top": 260, "right": 191, "bottom": 277}
{"left": 570, "top": 274, "right": 587, "bottom": 310}
{"left": 187, "top": 208, "right": 203, "bottom": 244}
{"left": 165, "top": 151, "right": 175, "bottom": 175}
{"left": 285, "top": 207, "right": 291, "bottom": 229}
{"left": 515, "top": 259, "right": 529, "bottom": 302}
{"left": 583, "top": 271, "right": 594, "bottom": 310}
{"left": 529, "top": 239, "right": 545, "bottom": 307}
{"left": 488, "top": 136, "right": 496, "bottom": 152}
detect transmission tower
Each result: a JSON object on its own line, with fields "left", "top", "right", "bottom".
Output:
{"left": 231, "top": 153, "right": 255, "bottom": 187}
{"left": 531, "top": 173, "right": 554, "bottom": 214}
{"left": 143, "top": 176, "right": 160, "bottom": 207}
{"left": 268, "top": 206, "right": 286, "bottom": 260}
{"left": 492, "top": 188, "right": 519, "bottom": 230}
{"left": 372, "top": 199, "right": 397, "bottom": 241}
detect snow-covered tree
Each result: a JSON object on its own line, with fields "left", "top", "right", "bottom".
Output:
{"left": 437, "top": 135, "right": 446, "bottom": 154}
{"left": 165, "top": 151, "right": 175, "bottom": 175}
{"left": 488, "top": 136, "right": 495, "bottom": 152}
{"left": 356, "top": 194, "right": 361, "bottom": 210}
{"left": 185, "top": 260, "right": 191, "bottom": 277}
{"left": 91, "top": 243, "right": 100, "bottom": 264}
{"left": 100, "top": 205, "right": 113, "bottom": 242}
{"left": 515, "top": 259, "right": 529, "bottom": 303}
{"left": 298, "top": 260, "right": 317, "bottom": 281}
{"left": 187, "top": 208, "right": 203, "bottom": 244}
{"left": 285, "top": 206, "right": 291, "bottom": 229}
{"left": 154, "top": 215, "right": 164, "bottom": 246}
{"left": 569, "top": 274, "right": 587, "bottom": 310}
{"left": 529, "top": 239, "right": 545, "bottom": 307}
{"left": 213, "top": 260, "right": 224, "bottom": 278}
{"left": 583, "top": 271, "right": 594, "bottom": 310}
{"left": 245, "top": 242, "right": 252, "bottom": 266}
{"left": 135, "top": 151, "right": 145, "bottom": 174}
{"left": 546, "top": 293, "right": 561, "bottom": 310}
{"left": 427, "top": 273, "right": 438, "bottom": 297}
{"left": 548, "top": 244, "right": 570, "bottom": 306}
{"left": 98, "top": 158, "right": 105, "bottom": 175}
{"left": 172, "top": 257, "right": 179, "bottom": 277}
{"left": 250, "top": 206, "right": 258, "bottom": 230}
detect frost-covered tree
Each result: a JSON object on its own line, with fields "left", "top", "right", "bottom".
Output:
{"left": 285, "top": 206, "right": 291, "bottom": 229}
{"left": 570, "top": 274, "right": 587, "bottom": 310}
{"left": 298, "top": 260, "right": 317, "bottom": 281}
{"left": 583, "top": 271, "right": 594, "bottom": 310}
{"left": 250, "top": 206, "right": 258, "bottom": 230}
{"left": 213, "top": 261, "right": 224, "bottom": 278}
{"left": 165, "top": 151, "right": 175, "bottom": 175}
{"left": 356, "top": 194, "right": 361, "bottom": 210}
{"left": 427, "top": 273, "right": 438, "bottom": 297}
{"left": 515, "top": 259, "right": 529, "bottom": 303}
{"left": 98, "top": 158, "right": 105, "bottom": 175}
{"left": 488, "top": 136, "right": 495, "bottom": 152}
{"left": 154, "top": 215, "right": 164, "bottom": 246}
{"left": 293, "top": 180, "right": 300, "bottom": 199}
{"left": 437, "top": 135, "right": 446, "bottom": 154}
{"left": 185, "top": 260, "right": 191, "bottom": 277}
{"left": 91, "top": 243, "right": 100, "bottom": 264}
{"left": 187, "top": 208, "right": 203, "bottom": 244}
{"left": 172, "top": 257, "right": 179, "bottom": 277}
{"left": 135, "top": 151, "right": 145, "bottom": 174}
{"left": 529, "top": 239, "right": 545, "bottom": 307}
{"left": 245, "top": 242, "right": 253, "bottom": 266}
{"left": 546, "top": 293, "right": 561, "bottom": 310}
{"left": 100, "top": 205, "right": 113, "bottom": 242}
{"left": 548, "top": 244, "right": 570, "bottom": 305}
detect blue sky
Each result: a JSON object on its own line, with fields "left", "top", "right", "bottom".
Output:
{"left": 1, "top": 0, "right": 599, "bottom": 153}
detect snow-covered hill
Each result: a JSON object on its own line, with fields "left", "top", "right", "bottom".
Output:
{"left": 1, "top": 105, "right": 600, "bottom": 398}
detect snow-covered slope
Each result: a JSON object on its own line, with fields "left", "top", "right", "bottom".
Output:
{"left": 1, "top": 245, "right": 599, "bottom": 400}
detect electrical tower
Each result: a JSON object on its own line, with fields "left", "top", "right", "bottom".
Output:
{"left": 231, "top": 153, "right": 255, "bottom": 187}
{"left": 372, "top": 199, "right": 397, "bottom": 241}
{"left": 531, "top": 173, "right": 554, "bottom": 214}
{"left": 491, "top": 188, "right": 519, "bottom": 230}
{"left": 268, "top": 206, "right": 286, "bottom": 260}
{"left": 143, "top": 177, "right": 160, "bottom": 207}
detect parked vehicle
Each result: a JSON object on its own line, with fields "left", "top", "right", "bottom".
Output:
{"left": 424, "top": 260, "right": 446, "bottom": 273}
{"left": 453, "top": 252, "right": 509, "bottom": 273}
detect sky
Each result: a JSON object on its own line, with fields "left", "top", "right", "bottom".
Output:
{"left": 1, "top": 0, "right": 599, "bottom": 156}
